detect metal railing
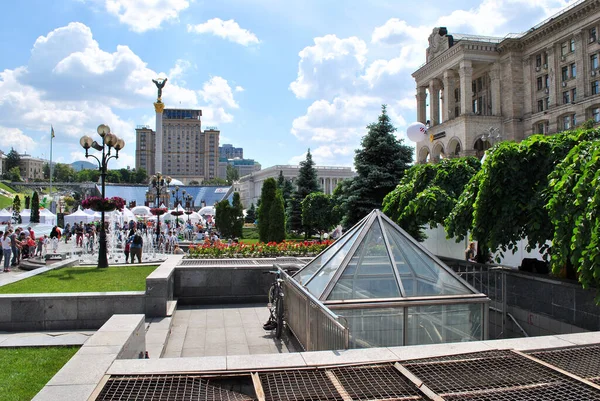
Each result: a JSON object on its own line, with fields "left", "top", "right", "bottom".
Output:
{"left": 283, "top": 273, "right": 349, "bottom": 351}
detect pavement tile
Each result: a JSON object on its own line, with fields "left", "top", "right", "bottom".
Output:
{"left": 227, "top": 344, "right": 250, "bottom": 355}
{"left": 181, "top": 347, "right": 205, "bottom": 357}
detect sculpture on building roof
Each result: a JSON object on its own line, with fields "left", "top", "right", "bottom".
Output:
{"left": 426, "top": 27, "right": 451, "bottom": 63}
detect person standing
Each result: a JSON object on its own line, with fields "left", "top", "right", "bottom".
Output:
{"left": 75, "top": 223, "right": 84, "bottom": 247}
{"left": 2, "top": 230, "right": 12, "bottom": 272}
{"left": 465, "top": 242, "right": 477, "bottom": 263}
{"left": 10, "top": 228, "right": 21, "bottom": 267}
{"left": 130, "top": 231, "right": 143, "bottom": 263}
{"left": 124, "top": 237, "right": 131, "bottom": 263}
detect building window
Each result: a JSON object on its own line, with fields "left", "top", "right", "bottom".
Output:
{"left": 570, "top": 38, "right": 575, "bottom": 53}
{"left": 537, "top": 76, "right": 543, "bottom": 90}
{"left": 592, "top": 107, "right": 600, "bottom": 123}
{"left": 544, "top": 74, "right": 549, "bottom": 88}
{"left": 591, "top": 27, "right": 598, "bottom": 42}
{"left": 592, "top": 80, "right": 600, "bottom": 95}
{"left": 561, "top": 66, "right": 569, "bottom": 81}
{"left": 570, "top": 63, "right": 576, "bottom": 79}
{"left": 472, "top": 98, "right": 478, "bottom": 114}
{"left": 545, "top": 97, "right": 550, "bottom": 110}
{"left": 537, "top": 99, "right": 544, "bottom": 112}
{"left": 562, "top": 114, "right": 576, "bottom": 130}
{"left": 591, "top": 54, "right": 599, "bottom": 70}
{"left": 571, "top": 88, "right": 576, "bottom": 102}
{"left": 563, "top": 91, "right": 570, "bottom": 104}
{"left": 561, "top": 41, "right": 568, "bottom": 56}
{"left": 535, "top": 54, "right": 542, "bottom": 68}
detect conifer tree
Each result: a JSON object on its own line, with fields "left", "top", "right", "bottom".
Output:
{"left": 268, "top": 190, "right": 286, "bottom": 243}
{"left": 258, "top": 178, "right": 277, "bottom": 242}
{"left": 231, "top": 192, "right": 244, "bottom": 238}
{"left": 215, "top": 199, "right": 232, "bottom": 238}
{"left": 30, "top": 191, "right": 40, "bottom": 223}
{"left": 245, "top": 203, "right": 256, "bottom": 224}
{"left": 342, "top": 105, "right": 413, "bottom": 227}
{"left": 287, "top": 149, "right": 320, "bottom": 235}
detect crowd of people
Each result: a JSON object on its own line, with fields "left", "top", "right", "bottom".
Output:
{"left": 0, "top": 225, "right": 51, "bottom": 272}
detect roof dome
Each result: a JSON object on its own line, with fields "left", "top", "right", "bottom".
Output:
{"left": 293, "top": 209, "right": 476, "bottom": 301}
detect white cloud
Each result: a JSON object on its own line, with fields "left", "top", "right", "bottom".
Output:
{"left": 235, "top": 86, "right": 244, "bottom": 92}
{"left": 168, "top": 59, "right": 192, "bottom": 83}
{"left": 105, "top": 0, "right": 190, "bottom": 33}
{"left": 289, "top": 35, "right": 368, "bottom": 99}
{"left": 187, "top": 18, "right": 260, "bottom": 46}
{"left": 371, "top": 18, "right": 427, "bottom": 46}
{"left": 0, "top": 127, "right": 37, "bottom": 154}
{"left": 0, "top": 23, "right": 242, "bottom": 168}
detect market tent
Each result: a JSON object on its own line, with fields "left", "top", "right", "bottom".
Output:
{"left": 0, "top": 209, "right": 12, "bottom": 224}
{"left": 39, "top": 208, "right": 57, "bottom": 226}
{"left": 19, "top": 209, "right": 31, "bottom": 225}
{"left": 198, "top": 206, "right": 215, "bottom": 216}
{"left": 131, "top": 206, "right": 151, "bottom": 216}
{"left": 64, "top": 207, "right": 96, "bottom": 225}
{"left": 121, "top": 207, "right": 136, "bottom": 222}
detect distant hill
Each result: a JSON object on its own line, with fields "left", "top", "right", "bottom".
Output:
{"left": 70, "top": 161, "right": 97, "bottom": 171}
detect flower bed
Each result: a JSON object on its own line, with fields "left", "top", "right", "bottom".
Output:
{"left": 187, "top": 240, "right": 334, "bottom": 258}
{"left": 81, "top": 196, "right": 125, "bottom": 212}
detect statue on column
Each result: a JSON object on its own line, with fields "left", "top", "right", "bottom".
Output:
{"left": 152, "top": 78, "right": 168, "bottom": 102}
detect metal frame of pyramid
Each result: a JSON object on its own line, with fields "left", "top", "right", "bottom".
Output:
{"left": 294, "top": 209, "right": 485, "bottom": 302}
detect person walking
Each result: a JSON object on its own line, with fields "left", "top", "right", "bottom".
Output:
{"left": 129, "top": 231, "right": 143, "bottom": 263}
{"left": 2, "top": 230, "right": 13, "bottom": 272}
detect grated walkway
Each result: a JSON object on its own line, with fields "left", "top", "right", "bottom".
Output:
{"left": 162, "top": 304, "right": 302, "bottom": 357}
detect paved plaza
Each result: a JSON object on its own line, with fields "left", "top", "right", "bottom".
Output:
{"left": 162, "top": 304, "right": 302, "bottom": 357}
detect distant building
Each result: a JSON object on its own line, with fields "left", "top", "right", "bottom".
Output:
{"left": 413, "top": 1, "right": 600, "bottom": 162}
{"left": 219, "top": 144, "right": 243, "bottom": 160}
{"left": 218, "top": 157, "right": 261, "bottom": 180}
{"left": 235, "top": 165, "right": 356, "bottom": 208}
{"left": 135, "top": 109, "right": 220, "bottom": 184}
{"left": 19, "top": 153, "right": 45, "bottom": 181}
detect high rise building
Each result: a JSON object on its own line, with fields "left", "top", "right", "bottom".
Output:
{"left": 412, "top": 1, "right": 600, "bottom": 163}
{"left": 135, "top": 109, "right": 220, "bottom": 183}
{"left": 219, "top": 144, "right": 243, "bottom": 159}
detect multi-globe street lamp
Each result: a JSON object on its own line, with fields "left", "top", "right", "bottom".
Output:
{"left": 171, "top": 186, "right": 182, "bottom": 228}
{"left": 80, "top": 124, "right": 125, "bottom": 268}
{"left": 184, "top": 194, "right": 193, "bottom": 224}
{"left": 150, "top": 173, "right": 171, "bottom": 244}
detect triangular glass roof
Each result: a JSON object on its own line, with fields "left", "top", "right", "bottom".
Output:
{"left": 293, "top": 209, "right": 477, "bottom": 301}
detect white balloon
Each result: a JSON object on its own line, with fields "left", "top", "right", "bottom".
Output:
{"left": 406, "top": 122, "right": 428, "bottom": 142}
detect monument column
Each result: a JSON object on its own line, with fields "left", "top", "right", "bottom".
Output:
{"left": 154, "top": 102, "right": 165, "bottom": 176}
{"left": 489, "top": 63, "right": 502, "bottom": 116}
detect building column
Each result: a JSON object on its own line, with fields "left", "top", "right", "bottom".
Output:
{"left": 459, "top": 60, "right": 473, "bottom": 116}
{"left": 429, "top": 80, "right": 440, "bottom": 126}
{"left": 575, "top": 31, "right": 586, "bottom": 98}
{"left": 489, "top": 63, "right": 502, "bottom": 116}
{"left": 546, "top": 46, "right": 556, "bottom": 107}
{"left": 416, "top": 86, "right": 427, "bottom": 124}
{"left": 442, "top": 70, "right": 456, "bottom": 121}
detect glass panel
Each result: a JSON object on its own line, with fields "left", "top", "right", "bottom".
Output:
{"left": 383, "top": 221, "right": 471, "bottom": 296}
{"left": 334, "top": 307, "right": 404, "bottom": 348}
{"left": 295, "top": 222, "right": 363, "bottom": 285}
{"left": 327, "top": 221, "right": 400, "bottom": 300}
{"left": 406, "top": 303, "right": 483, "bottom": 346}
{"left": 305, "top": 226, "right": 362, "bottom": 298}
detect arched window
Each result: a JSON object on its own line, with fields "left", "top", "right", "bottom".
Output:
{"left": 418, "top": 147, "right": 430, "bottom": 164}
{"left": 473, "top": 138, "right": 491, "bottom": 160}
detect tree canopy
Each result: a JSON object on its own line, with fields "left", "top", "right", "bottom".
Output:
{"left": 287, "top": 149, "right": 320, "bottom": 235}
{"left": 258, "top": 178, "right": 278, "bottom": 243}
{"left": 340, "top": 105, "right": 413, "bottom": 227}
{"left": 302, "top": 192, "right": 338, "bottom": 240}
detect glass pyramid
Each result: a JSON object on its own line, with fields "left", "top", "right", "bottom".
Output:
{"left": 293, "top": 209, "right": 475, "bottom": 301}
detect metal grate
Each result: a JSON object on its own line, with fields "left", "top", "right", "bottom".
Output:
{"left": 402, "top": 349, "right": 600, "bottom": 400}
{"left": 260, "top": 370, "right": 344, "bottom": 401}
{"left": 331, "top": 364, "right": 424, "bottom": 400}
{"left": 96, "top": 375, "right": 253, "bottom": 401}
{"left": 528, "top": 344, "right": 600, "bottom": 384}
{"left": 179, "top": 259, "right": 262, "bottom": 266}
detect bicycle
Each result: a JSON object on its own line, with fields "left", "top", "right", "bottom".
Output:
{"left": 263, "top": 268, "right": 285, "bottom": 339}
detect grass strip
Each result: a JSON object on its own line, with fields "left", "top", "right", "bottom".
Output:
{"left": 0, "top": 265, "right": 158, "bottom": 294}
{"left": 0, "top": 346, "right": 80, "bottom": 401}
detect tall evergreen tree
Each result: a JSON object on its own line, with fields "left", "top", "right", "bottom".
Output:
{"left": 231, "top": 192, "right": 244, "bottom": 238}
{"left": 268, "top": 190, "right": 286, "bottom": 243}
{"left": 215, "top": 199, "right": 232, "bottom": 238}
{"left": 245, "top": 203, "right": 257, "bottom": 224}
{"left": 12, "top": 195, "right": 21, "bottom": 224}
{"left": 257, "top": 178, "right": 277, "bottom": 243}
{"left": 5, "top": 149, "right": 20, "bottom": 175}
{"left": 30, "top": 191, "right": 40, "bottom": 223}
{"left": 277, "top": 170, "right": 294, "bottom": 209}
{"left": 287, "top": 149, "right": 320, "bottom": 235}
{"left": 343, "top": 105, "right": 413, "bottom": 227}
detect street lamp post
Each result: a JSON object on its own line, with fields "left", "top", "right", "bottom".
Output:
{"left": 150, "top": 173, "right": 171, "bottom": 244}
{"left": 184, "top": 194, "right": 193, "bottom": 224}
{"left": 80, "top": 124, "right": 125, "bottom": 268}
{"left": 171, "top": 186, "right": 181, "bottom": 228}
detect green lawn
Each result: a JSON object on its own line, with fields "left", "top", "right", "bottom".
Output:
{"left": 0, "top": 182, "right": 16, "bottom": 193}
{"left": 0, "top": 346, "right": 79, "bottom": 401}
{"left": 0, "top": 265, "right": 158, "bottom": 294}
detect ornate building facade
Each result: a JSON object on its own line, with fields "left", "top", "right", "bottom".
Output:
{"left": 412, "top": 0, "right": 600, "bottom": 162}
{"left": 235, "top": 165, "right": 356, "bottom": 208}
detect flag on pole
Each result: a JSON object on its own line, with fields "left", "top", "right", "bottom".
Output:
{"left": 51, "top": 125, "right": 55, "bottom": 138}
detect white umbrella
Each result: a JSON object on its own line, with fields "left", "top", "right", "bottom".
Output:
{"left": 121, "top": 207, "right": 137, "bottom": 222}
{"left": 198, "top": 206, "right": 215, "bottom": 216}
{"left": 131, "top": 205, "right": 151, "bottom": 216}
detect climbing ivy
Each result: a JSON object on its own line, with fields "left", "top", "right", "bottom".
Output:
{"left": 382, "top": 157, "right": 479, "bottom": 241}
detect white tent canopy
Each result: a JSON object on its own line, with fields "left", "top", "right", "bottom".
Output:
{"left": 0, "top": 209, "right": 12, "bottom": 223}
{"left": 20, "top": 209, "right": 57, "bottom": 226}
{"left": 131, "top": 206, "right": 151, "bottom": 216}
{"left": 198, "top": 206, "right": 215, "bottom": 216}
{"left": 64, "top": 206, "right": 96, "bottom": 225}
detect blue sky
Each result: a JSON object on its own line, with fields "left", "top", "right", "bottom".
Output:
{"left": 0, "top": 0, "right": 577, "bottom": 170}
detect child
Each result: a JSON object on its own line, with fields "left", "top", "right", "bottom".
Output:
{"left": 36, "top": 235, "right": 45, "bottom": 257}
{"left": 26, "top": 236, "right": 36, "bottom": 259}
{"left": 43, "top": 235, "right": 49, "bottom": 255}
